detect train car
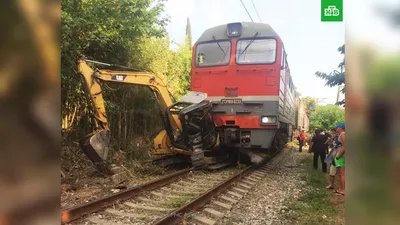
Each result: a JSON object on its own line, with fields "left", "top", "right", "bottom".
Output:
{"left": 190, "top": 22, "right": 297, "bottom": 164}
{"left": 295, "top": 97, "right": 310, "bottom": 132}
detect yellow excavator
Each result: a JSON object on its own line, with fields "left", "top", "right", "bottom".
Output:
{"left": 77, "top": 58, "right": 225, "bottom": 173}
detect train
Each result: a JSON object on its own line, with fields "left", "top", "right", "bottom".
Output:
{"left": 190, "top": 22, "right": 308, "bottom": 164}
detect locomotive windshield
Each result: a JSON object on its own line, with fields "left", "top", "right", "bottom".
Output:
{"left": 195, "top": 41, "right": 231, "bottom": 67}
{"left": 236, "top": 39, "right": 277, "bottom": 64}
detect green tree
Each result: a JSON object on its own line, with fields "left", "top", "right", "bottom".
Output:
{"left": 309, "top": 104, "right": 345, "bottom": 131}
{"left": 61, "top": 0, "right": 170, "bottom": 131}
{"left": 185, "top": 17, "right": 192, "bottom": 48}
{"left": 61, "top": 0, "right": 196, "bottom": 155}
{"left": 131, "top": 37, "right": 192, "bottom": 99}
{"left": 167, "top": 40, "right": 192, "bottom": 98}
{"left": 315, "top": 44, "right": 345, "bottom": 106}
{"left": 301, "top": 96, "right": 318, "bottom": 118}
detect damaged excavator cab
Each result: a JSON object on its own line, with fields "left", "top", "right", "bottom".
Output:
{"left": 79, "top": 129, "right": 111, "bottom": 173}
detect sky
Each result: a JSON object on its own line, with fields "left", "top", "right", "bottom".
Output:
{"left": 163, "top": 0, "right": 400, "bottom": 105}
{"left": 346, "top": 0, "right": 400, "bottom": 53}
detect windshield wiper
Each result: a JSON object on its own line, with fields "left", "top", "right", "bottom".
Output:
{"left": 239, "top": 32, "right": 259, "bottom": 56}
{"left": 212, "top": 36, "right": 227, "bottom": 59}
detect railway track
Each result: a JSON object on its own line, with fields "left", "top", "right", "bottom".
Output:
{"left": 61, "top": 147, "right": 289, "bottom": 225}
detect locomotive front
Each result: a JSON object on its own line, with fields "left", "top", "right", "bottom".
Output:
{"left": 191, "top": 22, "right": 296, "bottom": 164}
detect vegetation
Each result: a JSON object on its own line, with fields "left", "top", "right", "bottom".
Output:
{"left": 301, "top": 96, "right": 318, "bottom": 118}
{"left": 315, "top": 44, "right": 345, "bottom": 106}
{"left": 166, "top": 195, "right": 192, "bottom": 208}
{"left": 309, "top": 104, "right": 344, "bottom": 131}
{"left": 61, "top": 0, "right": 193, "bottom": 161}
{"left": 283, "top": 157, "right": 341, "bottom": 224}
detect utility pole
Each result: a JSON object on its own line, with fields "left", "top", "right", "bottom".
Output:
{"left": 336, "top": 66, "right": 344, "bottom": 103}
{"left": 336, "top": 85, "right": 341, "bottom": 103}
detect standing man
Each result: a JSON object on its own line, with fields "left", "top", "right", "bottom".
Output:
{"left": 297, "top": 128, "right": 306, "bottom": 152}
{"left": 334, "top": 123, "right": 345, "bottom": 196}
{"left": 309, "top": 129, "right": 328, "bottom": 172}
{"left": 324, "top": 130, "right": 332, "bottom": 155}
{"left": 325, "top": 128, "right": 339, "bottom": 189}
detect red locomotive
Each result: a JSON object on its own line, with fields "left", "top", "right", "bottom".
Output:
{"left": 191, "top": 22, "right": 297, "bottom": 164}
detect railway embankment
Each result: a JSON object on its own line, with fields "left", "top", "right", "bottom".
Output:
{"left": 221, "top": 145, "right": 344, "bottom": 225}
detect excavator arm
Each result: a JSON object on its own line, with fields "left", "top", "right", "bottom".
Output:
{"left": 78, "top": 58, "right": 181, "bottom": 129}
{"left": 77, "top": 58, "right": 218, "bottom": 171}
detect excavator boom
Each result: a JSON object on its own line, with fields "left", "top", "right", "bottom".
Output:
{"left": 76, "top": 58, "right": 218, "bottom": 172}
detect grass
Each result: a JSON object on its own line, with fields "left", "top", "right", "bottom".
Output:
{"left": 282, "top": 156, "right": 340, "bottom": 225}
{"left": 165, "top": 195, "right": 192, "bottom": 208}
{"left": 237, "top": 163, "right": 247, "bottom": 169}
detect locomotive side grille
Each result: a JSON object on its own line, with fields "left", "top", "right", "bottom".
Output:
{"left": 225, "top": 87, "right": 238, "bottom": 97}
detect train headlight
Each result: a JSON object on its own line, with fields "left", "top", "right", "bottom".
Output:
{"left": 260, "top": 116, "right": 277, "bottom": 125}
{"left": 227, "top": 23, "right": 242, "bottom": 37}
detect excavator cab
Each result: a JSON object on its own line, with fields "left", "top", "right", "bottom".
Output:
{"left": 165, "top": 92, "right": 218, "bottom": 152}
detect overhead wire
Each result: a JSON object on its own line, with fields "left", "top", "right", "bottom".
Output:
{"left": 251, "top": 0, "right": 262, "bottom": 22}
{"left": 239, "top": 0, "right": 254, "bottom": 22}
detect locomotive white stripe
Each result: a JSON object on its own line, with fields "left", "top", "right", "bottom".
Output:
{"left": 207, "top": 96, "right": 279, "bottom": 102}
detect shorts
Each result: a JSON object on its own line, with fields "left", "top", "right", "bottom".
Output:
{"left": 329, "top": 164, "right": 336, "bottom": 176}
{"left": 334, "top": 156, "right": 345, "bottom": 168}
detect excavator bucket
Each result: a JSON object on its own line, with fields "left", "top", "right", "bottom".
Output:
{"left": 79, "top": 129, "right": 111, "bottom": 172}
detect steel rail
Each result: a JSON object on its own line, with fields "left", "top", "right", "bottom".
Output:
{"left": 60, "top": 168, "right": 192, "bottom": 224}
{"left": 61, "top": 145, "right": 286, "bottom": 224}
{"left": 152, "top": 164, "right": 255, "bottom": 225}
{"left": 152, "top": 146, "right": 286, "bottom": 225}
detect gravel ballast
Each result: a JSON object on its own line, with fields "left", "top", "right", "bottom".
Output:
{"left": 221, "top": 147, "right": 308, "bottom": 225}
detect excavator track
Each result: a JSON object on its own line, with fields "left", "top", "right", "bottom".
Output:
{"left": 190, "top": 148, "right": 207, "bottom": 169}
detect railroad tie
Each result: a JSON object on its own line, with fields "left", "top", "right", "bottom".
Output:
{"left": 251, "top": 172, "right": 263, "bottom": 177}
{"left": 192, "top": 215, "right": 216, "bottom": 225}
{"left": 187, "top": 178, "right": 220, "bottom": 184}
{"left": 237, "top": 183, "right": 252, "bottom": 190}
{"left": 232, "top": 187, "right": 248, "bottom": 195}
{"left": 211, "top": 200, "right": 232, "bottom": 211}
{"left": 161, "top": 187, "right": 202, "bottom": 196}
{"left": 170, "top": 183, "right": 205, "bottom": 191}
{"left": 253, "top": 171, "right": 266, "bottom": 176}
{"left": 219, "top": 195, "right": 238, "bottom": 204}
{"left": 242, "top": 180, "right": 256, "bottom": 186}
{"left": 136, "top": 197, "right": 162, "bottom": 205}
{"left": 179, "top": 180, "right": 212, "bottom": 188}
{"left": 203, "top": 208, "right": 225, "bottom": 219}
{"left": 85, "top": 216, "right": 130, "bottom": 225}
{"left": 244, "top": 177, "right": 259, "bottom": 183}
{"left": 261, "top": 166, "right": 272, "bottom": 171}
{"left": 104, "top": 208, "right": 152, "bottom": 220}
{"left": 250, "top": 174, "right": 263, "bottom": 180}
{"left": 150, "top": 191, "right": 188, "bottom": 199}
{"left": 124, "top": 202, "right": 172, "bottom": 213}
{"left": 226, "top": 191, "right": 243, "bottom": 199}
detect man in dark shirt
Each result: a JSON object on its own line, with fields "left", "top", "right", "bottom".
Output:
{"left": 324, "top": 131, "right": 332, "bottom": 154}
{"left": 309, "top": 129, "right": 327, "bottom": 172}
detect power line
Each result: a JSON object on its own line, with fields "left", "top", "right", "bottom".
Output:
{"left": 240, "top": 0, "right": 253, "bottom": 22}
{"left": 251, "top": 0, "right": 262, "bottom": 22}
